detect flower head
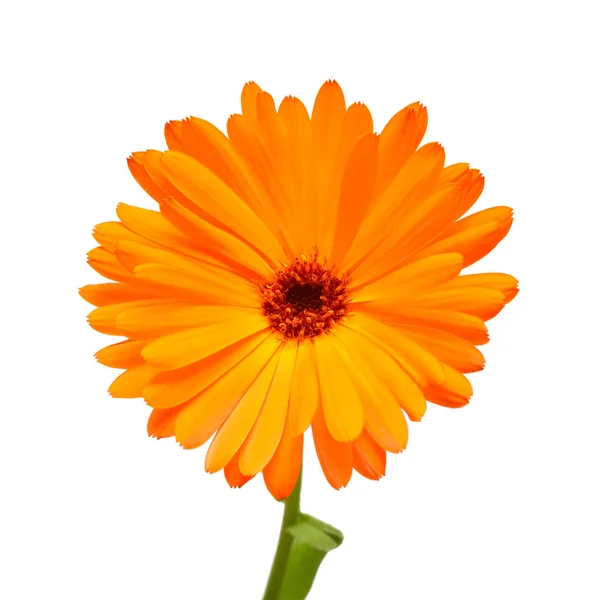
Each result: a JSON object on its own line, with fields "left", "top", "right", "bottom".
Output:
{"left": 81, "top": 81, "right": 517, "bottom": 499}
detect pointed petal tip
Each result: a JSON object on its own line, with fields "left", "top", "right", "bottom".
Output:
{"left": 127, "top": 152, "right": 143, "bottom": 163}
{"left": 319, "top": 79, "right": 344, "bottom": 93}
{"left": 204, "top": 462, "right": 219, "bottom": 475}
{"left": 406, "top": 100, "right": 427, "bottom": 112}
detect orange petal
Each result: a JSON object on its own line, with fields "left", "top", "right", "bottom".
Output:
{"left": 113, "top": 239, "right": 204, "bottom": 272}
{"left": 347, "top": 329, "right": 427, "bottom": 422}
{"left": 93, "top": 221, "right": 145, "bottom": 251}
{"left": 374, "top": 102, "right": 428, "bottom": 198}
{"left": 108, "top": 364, "right": 161, "bottom": 398}
{"left": 398, "top": 326, "right": 485, "bottom": 374}
{"left": 144, "top": 330, "right": 272, "bottom": 409}
{"left": 353, "top": 430, "right": 386, "bottom": 480}
{"left": 131, "top": 150, "right": 192, "bottom": 207}
{"left": 350, "top": 181, "right": 464, "bottom": 287}
{"left": 344, "top": 142, "right": 445, "bottom": 275}
{"left": 410, "top": 287, "right": 507, "bottom": 321}
{"left": 131, "top": 263, "right": 260, "bottom": 308}
{"left": 322, "top": 103, "right": 374, "bottom": 256}
{"left": 458, "top": 218, "right": 514, "bottom": 268}
{"left": 114, "top": 238, "right": 213, "bottom": 280}
{"left": 174, "top": 335, "right": 280, "bottom": 448}
{"left": 241, "top": 81, "right": 263, "bottom": 123}
{"left": 127, "top": 153, "right": 167, "bottom": 201}
{"left": 440, "top": 272, "right": 519, "bottom": 303}
{"left": 337, "top": 102, "right": 374, "bottom": 165}
{"left": 454, "top": 168, "right": 485, "bottom": 217}
{"left": 263, "top": 428, "right": 303, "bottom": 500}
{"left": 438, "top": 162, "right": 470, "bottom": 185}
{"left": 158, "top": 197, "right": 273, "bottom": 279}
{"left": 352, "top": 253, "right": 463, "bottom": 303}
{"left": 142, "top": 309, "right": 269, "bottom": 369}
{"left": 412, "top": 221, "right": 502, "bottom": 263}
{"left": 346, "top": 312, "right": 444, "bottom": 387}
{"left": 205, "top": 348, "right": 279, "bottom": 473}
{"left": 415, "top": 206, "right": 514, "bottom": 267}
{"left": 79, "top": 283, "right": 155, "bottom": 306}
{"left": 116, "top": 203, "right": 217, "bottom": 265}
{"left": 224, "top": 450, "right": 255, "bottom": 489}
{"left": 338, "top": 317, "right": 426, "bottom": 421}
{"left": 356, "top": 299, "right": 489, "bottom": 345}
{"left": 239, "top": 342, "right": 297, "bottom": 475}
{"left": 311, "top": 80, "right": 346, "bottom": 251}
{"left": 277, "top": 96, "right": 314, "bottom": 255}
{"left": 257, "top": 92, "right": 300, "bottom": 250}
{"left": 332, "top": 327, "right": 409, "bottom": 451}
{"left": 227, "top": 111, "right": 296, "bottom": 256}
{"left": 314, "top": 334, "right": 363, "bottom": 442}
{"left": 288, "top": 339, "right": 319, "bottom": 436}
{"left": 87, "top": 303, "right": 122, "bottom": 335}
{"left": 88, "top": 299, "right": 174, "bottom": 336}
{"left": 160, "top": 151, "right": 286, "bottom": 263}
{"left": 329, "top": 133, "right": 379, "bottom": 266}
{"left": 439, "top": 364, "right": 473, "bottom": 398}
{"left": 147, "top": 406, "right": 182, "bottom": 439}
{"left": 362, "top": 400, "right": 408, "bottom": 455}
{"left": 425, "top": 365, "right": 473, "bottom": 408}
{"left": 164, "top": 119, "right": 185, "bottom": 151}
{"left": 87, "top": 247, "right": 132, "bottom": 284}
{"left": 375, "top": 307, "right": 489, "bottom": 346}
{"left": 311, "top": 404, "right": 353, "bottom": 490}
{"left": 169, "top": 116, "right": 281, "bottom": 240}
{"left": 426, "top": 387, "right": 469, "bottom": 408}
{"left": 95, "top": 339, "right": 146, "bottom": 369}
{"left": 116, "top": 303, "right": 253, "bottom": 339}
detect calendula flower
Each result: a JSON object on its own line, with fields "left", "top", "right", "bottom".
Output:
{"left": 81, "top": 80, "right": 516, "bottom": 501}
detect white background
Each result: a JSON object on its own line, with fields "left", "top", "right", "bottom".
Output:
{"left": 1, "top": 1, "right": 599, "bottom": 598}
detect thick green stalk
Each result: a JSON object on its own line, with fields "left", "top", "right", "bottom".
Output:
{"left": 261, "top": 467, "right": 303, "bottom": 600}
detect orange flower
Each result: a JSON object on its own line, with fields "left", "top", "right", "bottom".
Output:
{"left": 81, "top": 81, "right": 517, "bottom": 500}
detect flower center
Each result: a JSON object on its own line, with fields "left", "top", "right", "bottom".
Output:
{"left": 259, "top": 254, "right": 351, "bottom": 339}
{"left": 285, "top": 283, "right": 324, "bottom": 312}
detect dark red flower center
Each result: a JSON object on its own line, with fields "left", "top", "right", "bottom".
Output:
{"left": 259, "top": 254, "right": 350, "bottom": 339}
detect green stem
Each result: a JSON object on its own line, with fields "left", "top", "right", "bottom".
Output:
{"left": 262, "top": 466, "right": 303, "bottom": 600}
